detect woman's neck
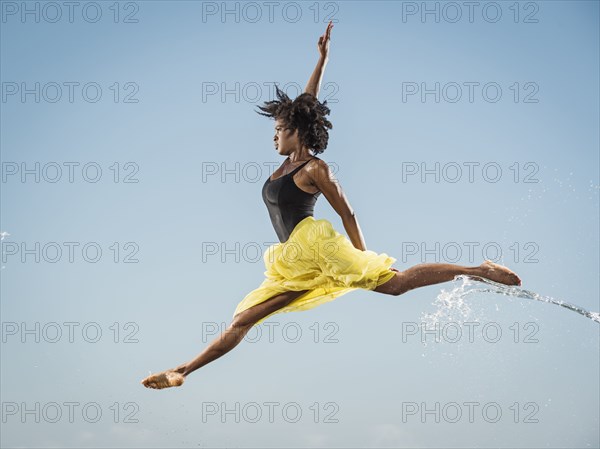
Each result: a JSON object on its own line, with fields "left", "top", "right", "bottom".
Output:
{"left": 288, "top": 150, "right": 313, "bottom": 163}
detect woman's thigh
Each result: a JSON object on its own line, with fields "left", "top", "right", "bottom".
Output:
{"left": 232, "top": 289, "right": 310, "bottom": 327}
{"left": 372, "top": 269, "right": 404, "bottom": 296}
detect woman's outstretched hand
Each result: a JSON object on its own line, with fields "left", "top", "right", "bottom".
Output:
{"left": 317, "top": 20, "right": 333, "bottom": 60}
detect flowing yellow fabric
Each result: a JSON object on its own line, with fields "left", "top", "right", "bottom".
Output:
{"left": 233, "top": 216, "right": 397, "bottom": 326}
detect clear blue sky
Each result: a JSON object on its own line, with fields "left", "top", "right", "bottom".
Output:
{"left": 1, "top": 1, "right": 598, "bottom": 447}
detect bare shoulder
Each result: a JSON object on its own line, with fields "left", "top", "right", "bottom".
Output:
{"left": 307, "top": 156, "right": 330, "bottom": 170}
{"left": 307, "top": 156, "right": 338, "bottom": 187}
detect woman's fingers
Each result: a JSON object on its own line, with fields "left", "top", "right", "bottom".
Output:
{"left": 317, "top": 21, "right": 333, "bottom": 55}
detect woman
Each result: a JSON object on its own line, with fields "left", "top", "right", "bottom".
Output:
{"left": 141, "top": 21, "right": 521, "bottom": 390}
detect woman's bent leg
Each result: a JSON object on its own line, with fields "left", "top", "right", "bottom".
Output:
{"left": 141, "top": 289, "right": 309, "bottom": 389}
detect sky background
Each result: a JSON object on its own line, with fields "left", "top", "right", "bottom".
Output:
{"left": 1, "top": 0, "right": 598, "bottom": 447}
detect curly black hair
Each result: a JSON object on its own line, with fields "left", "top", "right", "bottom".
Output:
{"left": 255, "top": 84, "right": 333, "bottom": 154}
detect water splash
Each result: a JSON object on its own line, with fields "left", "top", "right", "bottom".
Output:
{"left": 421, "top": 276, "right": 486, "bottom": 327}
{"left": 422, "top": 275, "right": 600, "bottom": 325}
{"left": 0, "top": 231, "right": 9, "bottom": 270}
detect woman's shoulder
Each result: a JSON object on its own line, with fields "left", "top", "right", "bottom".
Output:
{"left": 307, "top": 156, "right": 327, "bottom": 170}
{"left": 305, "top": 157, "right": 332, "bottom": 186}
{"left": 309, "top": 156, "right": 331, "bottom": 170}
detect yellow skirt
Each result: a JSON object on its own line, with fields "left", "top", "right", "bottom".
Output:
{"left": 233, "top": 216, "right": 397, "bottom": 326}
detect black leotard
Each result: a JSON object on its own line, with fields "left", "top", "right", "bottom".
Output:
{"left": 262, "top": 157, "right": 321, "bottom": 243}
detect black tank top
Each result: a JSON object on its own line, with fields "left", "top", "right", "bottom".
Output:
{"left": 262, "top": 157, "right": 322, "bottom": 243}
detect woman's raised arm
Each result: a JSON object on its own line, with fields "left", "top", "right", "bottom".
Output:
{"left": 304, "top": 21, "right": 333, "bottom": 98}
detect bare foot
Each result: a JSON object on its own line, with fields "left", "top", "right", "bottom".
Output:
{"left": 141, "top": 369, "right": 185, "bottom": 390}
{"left": 477, "top": 260, "right": 522, "bottom": 286}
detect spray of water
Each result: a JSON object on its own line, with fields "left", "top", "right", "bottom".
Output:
{"left": 0, "top": 231, "right": 9, "bottom": 270}
{"left": 422, "top": 275, "right": 600, "bottom": 326}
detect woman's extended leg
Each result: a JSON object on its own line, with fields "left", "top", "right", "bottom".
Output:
{"left": 374, "top": 259, "right": 521, "bottom": 296}
{"left": 141, "top": 289, "right": 310, "bottom": 389}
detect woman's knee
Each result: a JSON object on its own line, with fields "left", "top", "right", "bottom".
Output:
{"left": 231, "top": 311, "right": 257, "bottom": 329}
{"left": 231, "top": 289, "right": 309, "bottom": 328}
{"left": 230, "top": 297, "right": 282, "bottom": 328}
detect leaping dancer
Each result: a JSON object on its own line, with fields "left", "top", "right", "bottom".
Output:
{"left": 141, "top": 21, "right": 521, "bottom": 389}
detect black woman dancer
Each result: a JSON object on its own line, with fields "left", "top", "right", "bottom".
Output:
{"left": 141, "top": 21, "right": 521, "bottom": 389}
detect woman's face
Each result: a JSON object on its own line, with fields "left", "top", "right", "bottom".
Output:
{"left": 273, "top": 119, "right": 298, "bottom": 155}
